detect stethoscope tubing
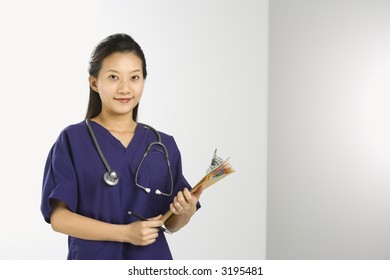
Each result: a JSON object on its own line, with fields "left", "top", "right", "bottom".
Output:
{"left": 85, "top": 119, "right": 113, "bottom": 174}
{"left": 85, "top": 119, "right": 174, "bottom": 196}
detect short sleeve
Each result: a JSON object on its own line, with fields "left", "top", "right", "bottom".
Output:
{"left": 40, "top": 131, "right": 79, "bottom": 223}
{"left": 168, "top": 136, "right": 201, "bottom": 211}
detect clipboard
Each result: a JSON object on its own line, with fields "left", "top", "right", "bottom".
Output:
{"left": 161, "top": 155, "right": 235, "bottom": 223}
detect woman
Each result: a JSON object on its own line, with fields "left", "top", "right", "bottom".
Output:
{"left": 41, "top": 33, "right": 202, "bottom": 260}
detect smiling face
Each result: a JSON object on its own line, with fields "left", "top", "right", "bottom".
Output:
{"left": 89, "top": 51, "right": 144, "bottom": 118}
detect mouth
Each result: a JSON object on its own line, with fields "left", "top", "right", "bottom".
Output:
{"left": 114, "top": 98, "right": 133, "bottom": 103}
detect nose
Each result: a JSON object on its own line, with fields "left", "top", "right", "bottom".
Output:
{"left": 118, "top": 80, "right": 131, "bottom": 95}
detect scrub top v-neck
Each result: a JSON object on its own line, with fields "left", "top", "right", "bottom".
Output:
{"left": 41, "top": 120, "right": 196, "bottom": 260}
{"left": 90, "top": 120, "right": 139, "bottom": 152}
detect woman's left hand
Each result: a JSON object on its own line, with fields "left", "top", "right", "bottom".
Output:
{"left": 169, "top": 187, "right": 202, "bottom": 217}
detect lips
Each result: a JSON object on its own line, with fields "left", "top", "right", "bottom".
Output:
{"left": 114, "top": 98, "right": 132, "bottom": 103}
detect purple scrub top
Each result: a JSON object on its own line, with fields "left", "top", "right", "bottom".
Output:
{"left": 41, "top": 120, "right": 197, "bottom": 260}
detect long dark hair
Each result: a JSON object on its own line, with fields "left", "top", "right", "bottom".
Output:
{"left": 85, "top": 33, "right": 147, "bottom": 120}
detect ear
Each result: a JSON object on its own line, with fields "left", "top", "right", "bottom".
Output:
{"left": 88, "top": 76, "right": 99, "bottom": 93}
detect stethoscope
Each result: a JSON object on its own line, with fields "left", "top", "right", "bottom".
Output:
{"left": 85, "top": 119, "right": 174, "bottom": 196}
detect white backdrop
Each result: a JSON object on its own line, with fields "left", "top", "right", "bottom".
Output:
{"left": 0, "top": 0, "right": 267, "bottom": 259}
{"left": 267, "top": 0, "right": 390, "bottom": 259}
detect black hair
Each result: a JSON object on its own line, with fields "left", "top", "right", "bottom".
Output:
{"left": 85, "top": 33, "right": 147, "bottom": 120}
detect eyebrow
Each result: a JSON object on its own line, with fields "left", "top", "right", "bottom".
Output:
{"left": 106, "top": 69, "right": 141, "bottom": 74}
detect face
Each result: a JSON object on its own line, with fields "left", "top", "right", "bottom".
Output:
{"left": 89, "top": 51, "right": 144, "bottom": 118}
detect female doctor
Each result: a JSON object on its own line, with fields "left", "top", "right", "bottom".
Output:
{"left": 41, "top": 33, "right": 203, "bottom": 260}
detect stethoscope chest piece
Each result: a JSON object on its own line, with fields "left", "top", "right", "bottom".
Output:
{"left": 104, "top": 170, "right": 119, "bottom": 186}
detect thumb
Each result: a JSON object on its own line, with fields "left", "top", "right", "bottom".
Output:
{"left": 148, "top": 214, "right": 162, "bottom": 221}
{"left": 192, "top": 185, "right": 205, "bottom": 200}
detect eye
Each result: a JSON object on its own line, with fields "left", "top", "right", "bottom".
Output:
{"left": 108, "top": 75, "right": 119, "bottom": 80}
{"left": 132, "top": 75, "right": 140, "bottom": 80}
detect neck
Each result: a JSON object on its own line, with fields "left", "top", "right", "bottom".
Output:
{"left": 92, "top": 112, "right": 136, "bottom": 132}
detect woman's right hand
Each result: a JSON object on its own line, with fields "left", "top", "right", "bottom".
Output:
{"left": 123, "top": 215, "right": 164, "bottom": 246}
{"left": 51, "top": 200, "right": 164, "bottom": 245}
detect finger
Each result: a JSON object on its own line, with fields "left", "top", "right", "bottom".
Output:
{"left": 139, "top": 233, "right": 159, "bottom": 246}
{"left": 170, "top": 202, "right": 181, "bottom": 215}
{"left": 145, "top": 220, "right": 164, "bottom": 228}
{"left": 176, "top": 191, "right": 184, "bottom": 201}
{"left": 138, "top": 222, "right": 159, "bottom": 234}
{"left": 172, "top": 193, "right": 184, "bottom": 209}
{"left": 141, "top": 239, "right": 156, "bottom": 246}
{"left": 177, "top": 191, "right": 188, "bottom": 206}
{"left": 174, "top": 201, "right": 183, "bottom": 212}
{"left": 192, "top": 185, "right": 204, "bottom": 200}
{"left": 183, "top": 188, "right": 196, "bottom": 205}
{"left": 148, "top": 214, "right": 162, "bottom": 221}
{"left": 170, "top": 203, "right": 177, "bottom": 214}
{"left": 147, "top": 232, "right": 159, "bottom": 241}
{"left": 172, "top": 197, "right": 181, "bottom": 210}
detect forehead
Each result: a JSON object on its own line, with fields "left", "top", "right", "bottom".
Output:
{"left": 100, "top": 52, "right": 142, "bottom": 71}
